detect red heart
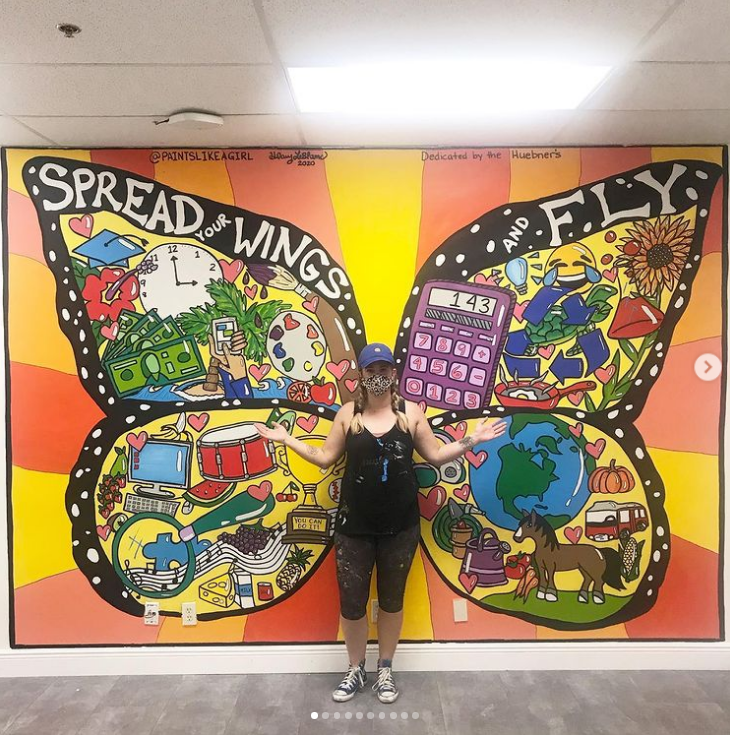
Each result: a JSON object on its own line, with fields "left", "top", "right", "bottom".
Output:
{"left": 283, "top": 314, "right": 300, "bottom": 331}
{"left": 345, "top": 378, "right": 359, "bottom": 393}
{"left": 219, "top": 259, "right": 244, "bottom": 283}
{"left": 585, "top": 439, "right": 606, "bottom": 459}
{"left": 302, "top": 296, "right": 319, "bottom": 313}
{"left": 187, "top": 413, "right": 210, "bottom": 432}
{"left": 244, "top": 284, "right": 258, "bottom": 299}
{"left": 465, "top": 450, "right": 488, "bottom": 468}
{"left": 567, "top": 392, "right": 584, "bottom": 406}
{"left": 248, "top": 480, "right": 272, "bottom": 502}
{"left": 101, "top": 322, "right": 119, "bottom": 341}
{"left": 512, "top": 301, "right": 530, "bottom": 323}
{"left": 126, "top": 431, "right": 148, "bottom": 451}
{"left": 445, "top": 421, "right": 467, "bottom": 441}
{"left": 307, "top": 325, "right": 319, "bottom": 340}
{"left": 602, "top": 268, "right": 618, "bottom": 283}
{"left": 538, "top": 344, "right": 555, "bottom": 359}
{"left": 296, "top": 415, "right": 319, "bottom": 433}
{"left": 565, "top": 526, "right": 583, "bottom": 544}
{"left": 96, "top": 525, "right": 111, "bottom": 541}
{"left": 418, "top": 486, "right": 446, "bottom": 520}
{"left": 459, "top": 572, "right": 479, "bottom": 594}
{"left": 569, "top": 422, "right": 584, "bottom": 438}
{"left": 326, "top": 359, "right": 350, "bottom": 379}
{"left": 595, "top": 365, "right": 616, "bottom": 384}
{"left": 69, "top": 214, "right": 94, "bottom": 238}
{"left": 474, "top": 272, "right": 501, "bottom": 286}
{"left": 249, "top": 364, "right": 271, "bottom": 383}
{"left": 453, "top": 484, "right": 471, "bottom": 501}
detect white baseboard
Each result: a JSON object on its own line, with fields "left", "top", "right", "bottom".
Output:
{"left": 0, "top": 642, "right": 728, "bottom": 677}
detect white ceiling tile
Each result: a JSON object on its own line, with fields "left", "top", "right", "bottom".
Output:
{"left": 553, "top": 109, "right": 730, "bottom": 145}
{"left": 0, "top": 65, "right": 295, "bottom": 116}
{"left": 299, "top": 112, "right": 573, "bottom": 147}
{"left": 638, "top": 0, "right": 730, "bottom": 61}
{"left": 0, "top": 0, "right": 271, "bottom": 64}
{"left": 585, "top": 62, "right": 730, "bottom": 110}
{"left": 15, "top": 115, "right": 303, "bottom": 147}
{"left": 262, "top": 0, "right": 673, "bottom": 65}
{"left": 0, "top": 116, "right": 55, "bottom": 145}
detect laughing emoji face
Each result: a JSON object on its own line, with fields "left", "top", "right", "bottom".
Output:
{"left": 543, "top": 242, "right": 601, "bottom": 292}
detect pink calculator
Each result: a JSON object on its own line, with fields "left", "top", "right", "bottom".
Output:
{"left": 400, "top": 280, "right": 515, "bottom": 411}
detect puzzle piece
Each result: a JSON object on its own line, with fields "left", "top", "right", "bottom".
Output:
{"left": 143, "top": 532, "right": 211, "bottom": 571}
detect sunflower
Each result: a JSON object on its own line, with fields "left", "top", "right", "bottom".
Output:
{"left": 615, "top": 215, "right": 693, "bottom": 298}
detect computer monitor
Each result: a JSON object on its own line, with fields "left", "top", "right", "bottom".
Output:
{"left": 128, "top": 440, "right": 192, "bottom": 498}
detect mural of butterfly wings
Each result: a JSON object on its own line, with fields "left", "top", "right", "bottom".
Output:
{"left": 22, "top": 157, "right": 367, "bottom": 619}
{"left": 392, "top": 160, "right": 723, "bottom": 629}
{"left": 21, "top": 155, "right": 723, "bottom": 633}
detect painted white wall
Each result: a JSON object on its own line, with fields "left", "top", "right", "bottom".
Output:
{"left": 0, "top": 146, "right": 727, "bottom": 677}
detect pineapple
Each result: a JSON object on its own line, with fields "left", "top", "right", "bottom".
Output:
{"left": 276, "top": 545, "right": 315, "bottom": 591}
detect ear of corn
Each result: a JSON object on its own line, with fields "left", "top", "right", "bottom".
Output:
{"left": 619, "top": 537, "right": 644, "bottom": 582}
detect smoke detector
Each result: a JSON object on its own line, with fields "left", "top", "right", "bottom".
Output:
{"left": 57, "top": 23, "right": 81, "bottom": 38}
{"left": 154, "top": 112, "right": 224, "bottom": 130}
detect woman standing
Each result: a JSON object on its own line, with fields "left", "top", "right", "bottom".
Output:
{"left": 255, "top": 343, "right": 506, "bottom": 704}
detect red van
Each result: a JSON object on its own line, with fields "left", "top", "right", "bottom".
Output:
{"left": 585, "top": 500, "right": 648, "bottom": 542}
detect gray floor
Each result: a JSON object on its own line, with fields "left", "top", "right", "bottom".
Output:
{"left": 0, "top": 671, "right": 728, "bottom": 734}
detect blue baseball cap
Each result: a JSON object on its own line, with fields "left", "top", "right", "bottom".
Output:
{"left": 358, "top": 343, "right": 395, "bottom": 368}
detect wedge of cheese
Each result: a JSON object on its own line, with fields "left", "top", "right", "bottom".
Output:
{"left": 198, "top": 568, "right": 235, "bottom": 608}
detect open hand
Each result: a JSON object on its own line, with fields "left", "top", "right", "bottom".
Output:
{"left": 255, "top": 421, "right": 290, "bottom": 444}
{"left": 471, "top": 418, "right": 508, "bottom": 444}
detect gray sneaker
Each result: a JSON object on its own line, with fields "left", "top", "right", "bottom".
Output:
{"left": 332, "top": 663, "right": 367, "bottom": 702}
{"left": 372, "top": 665, "right": 399, "bottom": 703}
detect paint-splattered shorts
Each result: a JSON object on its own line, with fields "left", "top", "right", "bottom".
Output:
{"left": 333, "top": 523, "right": 421, "bottom": 620}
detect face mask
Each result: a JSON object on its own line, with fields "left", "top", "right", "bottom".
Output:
{"left": 361, "top": 374, "right": 394, "bottom": 396}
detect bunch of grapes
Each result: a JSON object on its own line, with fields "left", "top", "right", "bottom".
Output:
{"left": 97, "top": 474, "right": 125, "bottom": 519}
{"left": 218, "top": 525, "right": 272, "bottom": 555}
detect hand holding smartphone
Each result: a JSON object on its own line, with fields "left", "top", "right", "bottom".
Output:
{"left": 212, "top": 317, "right": 242, "bottom": 355}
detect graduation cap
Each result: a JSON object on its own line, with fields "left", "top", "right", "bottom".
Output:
{"left": 72, "top": 229, "right": 147, "bottom": 268}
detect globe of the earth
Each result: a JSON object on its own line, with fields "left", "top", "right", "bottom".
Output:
{"left": 470, "top": 414, "right": 592, "bottom": 531}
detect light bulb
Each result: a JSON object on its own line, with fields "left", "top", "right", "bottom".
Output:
{"left": 505, "top": 258, "right": 529, "bottom": 295}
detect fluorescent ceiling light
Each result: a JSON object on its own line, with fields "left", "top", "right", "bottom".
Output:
{"left": 289, "top": 60, "right": 611, "bottom": 114}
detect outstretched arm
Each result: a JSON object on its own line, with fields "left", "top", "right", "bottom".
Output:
{"left": 410, "top": 403, "right": 507, "bottom": 467}
{"left": 254, "top": 403, "right": 352, "bottom": 470}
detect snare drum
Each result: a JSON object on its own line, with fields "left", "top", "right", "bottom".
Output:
{"left": 197, "top": 422, "right": 277, "bottom": 481}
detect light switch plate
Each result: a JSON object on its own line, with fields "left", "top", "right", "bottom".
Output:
{"left": 371, "top": 599, "right": 379, "bottom": 623}
{"left": 144, "top": 602, "right": 160, "bottom": 626}
{"left": 181, "top": 602, "right": 197, "bottom": 626}
{"left": 453, "top": 598, "right": 468, "bottom": 623}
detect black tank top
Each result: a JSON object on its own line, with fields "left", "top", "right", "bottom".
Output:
{"left": 334, "top": 400, "right": 421, "bottom": 536}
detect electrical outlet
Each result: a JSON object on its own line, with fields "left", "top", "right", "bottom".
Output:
{"left": 371, "top": 599, "right": 379, "bottom": 623}
{"left": 453, "top": 598, "right": 468, "bottom": 623}
{"left": 181, "top": 602, "right": 197, "bottom": 626}
{"left": 144, "top": 602, "right": 159, "bottom": 626}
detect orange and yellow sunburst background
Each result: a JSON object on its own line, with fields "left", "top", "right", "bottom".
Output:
{"left": 3, "top": 145, "right": 725, "bottom": 646}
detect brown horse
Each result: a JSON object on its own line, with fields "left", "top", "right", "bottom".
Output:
{"left": 513, "top": 509, "right": 625, "bottom": 604}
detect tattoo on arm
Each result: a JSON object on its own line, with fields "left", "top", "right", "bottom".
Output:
{"left": 305, "top": 445, "right": 319, "bottom": 458}
{"left": 458, "top": 435, "right": 476, "bottom": 450}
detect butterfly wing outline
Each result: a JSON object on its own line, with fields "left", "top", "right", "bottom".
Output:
{"left": 394, "top": 159, "right": 723, "bottom": 630}
{"left": 22, "top": 156, "right": 366, "bottom": 619}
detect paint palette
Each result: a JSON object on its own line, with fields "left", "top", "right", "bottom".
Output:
{"left": 265, "top": 310, "right": 326, "bottom": 381}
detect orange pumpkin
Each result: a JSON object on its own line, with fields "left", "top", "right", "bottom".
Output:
{"left": 589, "top": 459, "right": 635, "bottom": 494}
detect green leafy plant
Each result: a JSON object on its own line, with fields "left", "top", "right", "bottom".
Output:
{"left": 177, "top": 278, "right": 290, "bottom": 363}
{"left": 596, "top": 332, "right": 658, "bottom": 411}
